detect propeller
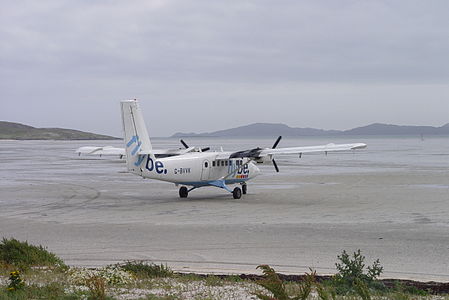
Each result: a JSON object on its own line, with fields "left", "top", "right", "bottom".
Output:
{"left": 180, "top": 139, "right": 210, "bottom": 152}
{"left": 272, "top": 135, "right": 282, "bottom": 149}
{"left": 180, "top": 139, "right": 189, "bottom": 149}
{"left": 271, "top": 136, "right": 282, "bottom": 172}
{"left": 272, "top": 158, "right": 280, "bottom": 172}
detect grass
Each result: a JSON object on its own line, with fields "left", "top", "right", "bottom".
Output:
{"left": 0, "top": 282, "right": 86, "bottom": 300}
{"left": 119, "top": 261, "right": 173, "bottom": 278}
{"left": 0, "top": 239, "right": 446, "bottom": 299}
{"left": 0, "top": 238, "right": 66, "bottom": 271}
{"left": 0, "top": 266, "right": 447, "bottom": 300}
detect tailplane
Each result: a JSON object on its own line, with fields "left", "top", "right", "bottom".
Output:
{"left": 120, "top": 100, "right": 152, "bottom": 174}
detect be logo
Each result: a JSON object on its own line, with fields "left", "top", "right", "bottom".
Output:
{"left": 237, "top": 164, "right": 249, "bottom": 175}
{"left": 146, "top": 156, "right": 168, "bottom": 174}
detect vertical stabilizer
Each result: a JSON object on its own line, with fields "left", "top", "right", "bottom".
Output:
{"left": 120, "top": 100, "right": 152, "bottom": 174}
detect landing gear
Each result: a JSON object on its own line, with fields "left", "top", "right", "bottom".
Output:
{"left": 241, "top": 183, "right": 247, "bottom": 195}
{"left": 233, "top": 187, "right": 242, "bottom": 199}
{"left": 179, "top": 186, "right": 188, "bottom": 198}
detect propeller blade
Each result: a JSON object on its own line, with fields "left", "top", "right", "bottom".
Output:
{"left": 272, "top": 159, "right": 280, "bottom": 172}
{"left": 180, "top": 139, "right": 189, "bottom": 149}
{"left": 272, "top": 136, "right": 282, "bottom": 149}
{"left": 201, "top": 147, "right": 210, "bottom": 152}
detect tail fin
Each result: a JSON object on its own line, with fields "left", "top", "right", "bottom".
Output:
{"left": 120, "top": 100, "right": 152, "bottom": 174}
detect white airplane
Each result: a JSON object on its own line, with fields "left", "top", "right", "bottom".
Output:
{"left": 103, "top": 99, "right": 367, "bottom": 199}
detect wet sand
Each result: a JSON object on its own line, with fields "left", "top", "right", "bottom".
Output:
{"left": 1, "top": 140, "right": 449, "bottom": 281}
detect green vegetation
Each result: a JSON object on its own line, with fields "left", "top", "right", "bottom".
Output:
{"left": 254, "top": 265, "right": 314, "bottom": 300}
{"left": 0, "top": 238, "right": 66, "bottom": 271}
{"left": 331, "top": 249, "right": 385, "bottom": 294}
{"left": 252, "top": 250, "right": 437, "bottom": 300}
{"left": 0, "top": 282, "right": 89, "bottom": 300}
{"left": 0, "top": 239, "right": 445, "bottom": 299}
{"left": 119, "top": 261, "right": 173, "bottom": 278}
{"left": 6, "top": 271, "right": 24, "bottom": 292}
{"left": 85, "top": 275, "right": 108, "bottom": 300}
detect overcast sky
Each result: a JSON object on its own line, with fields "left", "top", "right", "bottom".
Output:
{"left": 1, "top": 0, "right": 449, "bottom": 137}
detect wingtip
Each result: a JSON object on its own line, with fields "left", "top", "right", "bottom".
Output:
{"left": 351, "top": 143, "right": 367, "bottom": 150}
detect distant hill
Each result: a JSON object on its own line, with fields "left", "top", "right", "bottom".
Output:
{"left": 344, "top": 123, "right": 449, "bottom": 135}
{"left": 0, "top": 121, "right": 118, "bottom": 140}
{"left": 172, "top": 122, "right": 449, "bottom": 137}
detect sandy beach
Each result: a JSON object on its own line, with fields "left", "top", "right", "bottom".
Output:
{"left": 1, "top": 138, "right": 448, "bottom": 282}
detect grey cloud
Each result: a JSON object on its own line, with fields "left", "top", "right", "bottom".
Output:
{"left": 1, "top": 0, "right": 449, "bottom": 136}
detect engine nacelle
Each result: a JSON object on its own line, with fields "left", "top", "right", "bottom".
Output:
{"left": 254, "top": 155, "right": 273, "bottom": 164}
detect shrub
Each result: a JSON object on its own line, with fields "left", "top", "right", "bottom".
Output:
{"left": 86, "top": 275, "right": 106, "bottom": 300}
{"left": 119, "top": 261, "right": 173, "bottom": 278}
{"left": 7, "top": 270, "right": 25, "bottom": 292}
{"left": 332, "top": 249, "right": 383, "bottom": 294}
{"left": 354, "top": 279, "right": 372, "bottom": 300}
{"left": 254, "top": 265, "right": 313, "bottom": 300}
{"left": 316, "top": 284, "right": 336, "bottom": 300}
{"left": 0, "top": 238, "right": 66, "bottom": 271}
{"left": 68, "top": 266, "right": 134, "bottom": 286}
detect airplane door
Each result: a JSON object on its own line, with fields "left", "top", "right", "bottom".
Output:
{"left": 201, "top": 160, "right": 210, "bottom": 181}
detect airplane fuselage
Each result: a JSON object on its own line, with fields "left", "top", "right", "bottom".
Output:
{"left": 139, "top": 152, "right": 261, "bottom": 187}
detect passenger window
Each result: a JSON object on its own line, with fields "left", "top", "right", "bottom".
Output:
{"left": 225, "top": 161, "right": 228, "bottom": 166}
{"left": 221, "top": 161, "right": 225, "bottom": 166}
{"left": 205, "top": 162, "right": 208, "bottom": 168}
{"left": 212, "top": 161, "right": 215, "bottom": 167}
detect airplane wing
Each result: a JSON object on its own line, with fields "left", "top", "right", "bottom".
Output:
{"left": 76, "top": 145, "right": 202, "bottom": 158}
{"left": 215, "top": 142, "right": 366, "bottom": 160}
{"left": 76, "top": 146, "right": 125, "bottom": 156}
{"left": 227, "top": 138, "right": 367, "bottom": 172}
{"left": 258, "top": 143, "right": 367, "bottom": 156}
{"left": 229, "top": 142, "right": 366, "bottom": 159}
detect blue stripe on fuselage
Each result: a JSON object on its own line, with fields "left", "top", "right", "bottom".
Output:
{"left": 177, "top": 179, "right": 246, "bottom": 187}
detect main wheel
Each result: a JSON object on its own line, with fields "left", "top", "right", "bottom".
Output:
{"left": 179, "top": 186, "right": 188, "bottom": 198}
{"left": 232, "top": 187, "right": 242, "bottom": 199}
{"left": 242, "top": 184, "right": 247, "bottom": 194}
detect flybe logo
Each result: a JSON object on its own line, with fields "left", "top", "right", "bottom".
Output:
{"left": 127, "top": 135, "right": 142, "bottom": 155}
{"left": 127, "top": 135, "right": 145, "bottom": 166}
{"left": 126, "top": 135, "right": 167, "bottom": 174}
